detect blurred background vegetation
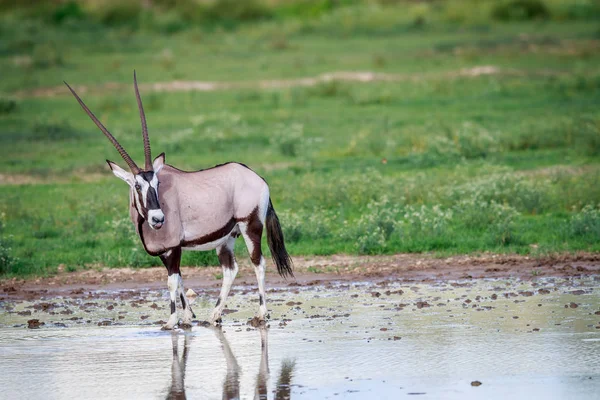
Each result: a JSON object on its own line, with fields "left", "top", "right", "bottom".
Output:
{"left": 1, "top": 0, "right": 599, "bottom": 30}
{"left": 0, "top": 0, "right": 599, "bottom": 276}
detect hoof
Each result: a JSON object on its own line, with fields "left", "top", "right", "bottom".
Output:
{"left": 247, "top": 316, "right": 267, "bottom": 328}
{"left": 212, "top": 317, "right": 222, "bottom": 327}
{"left": 179, "top": 322, "right": 193, "bottom": 330}
{"left": 161, "top": 325, "right": 176, "bottom": 331}
{"left": 183, "top": 308, "right": 195, "bottom": 323}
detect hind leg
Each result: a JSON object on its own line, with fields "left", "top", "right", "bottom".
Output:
{"left": 253, "top": 257, "right": 268, "bottom": 320}
{"left": 210, "top": 235, "right": 239, "bottom": 326}
{"left": 239, "top": 214, "right": 268, "bottom": 321}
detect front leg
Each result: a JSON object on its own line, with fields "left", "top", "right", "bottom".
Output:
{"left": 163, "top": 274, "right": 180, "bottom": 330}
{"left": 160, "top": 247, "right": 183, "bottom": 330}
{"left": 178, "top": 279, "right": 196, "bottom": 327}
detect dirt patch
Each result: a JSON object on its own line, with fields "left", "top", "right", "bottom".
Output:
{"left": 1, "top": 252, "right": 598, "bottom": 300}
{"left": 516, "top": 165, "right": 600, "bottom": 179}
{"left": 0, "top": 171, "right": 109, "bottom": 186}
{"left": 13, "top": 67, "right": 561, "bottom": 99}
{"left": 0, "top": 173, "right": 47, "bottom": 185}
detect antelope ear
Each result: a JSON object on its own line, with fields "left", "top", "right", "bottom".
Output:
{"left": 107, "top": 160, "right": 134, "bottom": 185}
{"left": 153, "top": 152, "right": 165, "bottom": 174}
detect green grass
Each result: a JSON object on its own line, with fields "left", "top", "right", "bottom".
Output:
{"left": 1, "top": 1, "right": 600, "bottom": 276}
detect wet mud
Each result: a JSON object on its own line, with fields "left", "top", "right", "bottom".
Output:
{"left": 1, "top": 271, "right": 600, "bottom": 399}
{"left": 3, "top": 253, "right": 599, "bottom": 301}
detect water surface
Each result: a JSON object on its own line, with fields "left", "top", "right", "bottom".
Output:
{"left": 1, "top": 277, "right": 599, "bottom": 399}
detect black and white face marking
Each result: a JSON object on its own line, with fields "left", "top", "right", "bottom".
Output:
{"left": 133, "top": 171, "right": 165, "bottom": 230}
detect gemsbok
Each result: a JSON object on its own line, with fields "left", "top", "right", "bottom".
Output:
{"left": 65, "top": 72, "right": 293, "bottom": 329}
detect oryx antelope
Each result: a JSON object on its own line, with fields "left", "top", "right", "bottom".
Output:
{"left": 65, "top": 72, "right": 293, "bottom": 329}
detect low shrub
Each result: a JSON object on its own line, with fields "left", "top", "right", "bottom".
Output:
{"left": 331, "top": 167, "right": 391, "bottom": 206}
{"left": 78, "top": 213, "right": 97, "bottom": 234}
{"left": 274, "top": 0, "right": 339, "bottom": 19}
{"left": 348, "top": 88, "right": 394, "bottom": 106}
{"left": 419, "top": 122, "right": 501, "bottom": 165}
{"left": 95, "top": 0, "right": 143, "bottom": 28}
{"left": 0, "top": 98, "right": 17, "bottom": 115}
{"left": 453, "top": 199, "right": 519, "bottom": 230}
{"left": 555, "top": 0, "right": 600, "bottom": 21}
{"left": 399, "top": 204, "right": 453, "bottom": 239}
{"left": 492, "top": 0, "right": 551, "bottom": 21}
{"left": 270, "top": 123, "right": 304, "bottom": 157}
{"left": 449, "top": 173, "right": 550, "bottom": 215}
{"left": 201, "top": 0, "right": 273, "bottom": 28}
{"left": 0, "top": 236, "right": 18, "bottom": 275}
{"left": 182, "top": 250, "right": 219, "bottom": 267}
{"left": 31, "top": 120, "right": 80, "bottom": 141}
{"left": 0, "top": 213, "right": 18, "bottom": 275}
{"left": 355, "top": 226, "right": 387, "bottom": 254}
{"left": 126, "top": 247, "right": 156, "bottom": 268}
{"left": 307, "top": 80, "right": 351, "bottom": 99}
{"left": 570, "top": 204, "right": 600, "bottom": 241}
{"left": 573, "top": 118, "right": 600, "bottom": 157}
{"left": 280, "top": 207, "right": 336, "bottom": 243}
{"left": 341, "top": 196, "right": 400, "bottom": 254}
{"left": 51, "top": 1, "right": 85, "bottom": 25}
{"left": 488, "top": 218, "right": 519, "bottom": 246}
{"left": 32, "top": 43, "right": 64, "bottom": 69}
{"left": 148, "top": 10, "right": 188, "bottom": 35}
{"left": 106, "top": 216, "right": 137, "bottom": 244}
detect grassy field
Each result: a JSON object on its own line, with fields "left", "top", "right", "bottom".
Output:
{"left": 1, "top": 1, "right": 600, "bottom": 276}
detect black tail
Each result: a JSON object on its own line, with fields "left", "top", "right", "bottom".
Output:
{"left": 266, "top": 199, "right": 294, "bottom": 279}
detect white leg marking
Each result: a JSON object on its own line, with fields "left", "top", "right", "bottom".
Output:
{"left": 178, "top": 276, "right": 194, "bottom": 325}
{"left": 210, "top": 261, "right": 239, "bottom": 325}
{"left": 163, "top": 274, "right": 180, "bottom": 330}
{"left": 255, "top": 256, "right": 268, "bottom": 320}
{"left": 239, "top": 223, "right": 268, "bottom": 321}
{"left": 211, "top": 235, "right": 238, "bottom": 325}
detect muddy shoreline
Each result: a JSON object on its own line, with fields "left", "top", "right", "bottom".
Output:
{"left": 2, "top": 253, "right": 599, "bottom": 301}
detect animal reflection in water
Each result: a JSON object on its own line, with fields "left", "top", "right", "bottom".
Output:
{"left": 167, "top": 328, "right": 295, "bottom": 399}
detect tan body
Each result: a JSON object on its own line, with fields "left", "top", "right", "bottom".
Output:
{"left": 131, "top": 162, "right": 269, "bottom": 256}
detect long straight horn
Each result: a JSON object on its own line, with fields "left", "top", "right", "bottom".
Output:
{"left": 64, "top": 82, "right": 140, "bottom": 174}
{"left": 133, "top": 71, "right": 152, "bottom": 171}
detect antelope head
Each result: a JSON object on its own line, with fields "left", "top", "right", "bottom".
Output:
{"left": 65, "top": 72, "right": 166, "bottom": 230}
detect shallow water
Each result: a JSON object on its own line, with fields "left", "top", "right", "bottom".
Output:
{"left": 1, "top": 277, "right": 600, "bottom": 399}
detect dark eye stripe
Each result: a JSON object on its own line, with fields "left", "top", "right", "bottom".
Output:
{"left": 146, "top": 186, "right": 160, "bottom": 210}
